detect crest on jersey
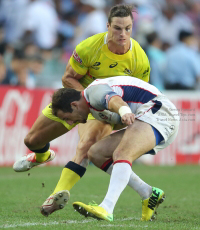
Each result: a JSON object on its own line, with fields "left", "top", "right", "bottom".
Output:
{"left": 143, "top": 67, "right": 150, "bottom": 77}
{"left": 99, "top": 113, "right": 108, "bottom": 120}
{"left": 73, "top": 50, "right": 82, "bottom": 64}
{"left": 124, "top": 68, "right": 132, "bottom": 75}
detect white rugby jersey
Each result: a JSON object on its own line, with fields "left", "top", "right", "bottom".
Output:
{"left": 83, "top": 76, "right": 163, "bottom": 124}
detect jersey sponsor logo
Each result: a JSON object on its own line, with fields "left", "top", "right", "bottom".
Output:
{"left": 109, "top": 62, "right": 118, "bottom": 68}
{"left": 73, "top": 50, "right": 83, "bottom": 64}
{"left": 91, "top": 62, "right": 101, "bottom": 70}
{"left": 124, "top": 68, "right": 132, "bottom": 75}
{"left": 143, "top": 67, "right": 150, "bottom": 77}
{"left": 99, "top": 113, "right": 108, "bottom": 120}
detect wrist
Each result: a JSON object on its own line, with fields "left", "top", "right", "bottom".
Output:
{"left": 118, "top": 106, "right": 132, "bottom": 117}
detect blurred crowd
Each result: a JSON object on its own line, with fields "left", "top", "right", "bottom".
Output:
{"left": 0, "top": 0, "right": 200, "bottom": 90}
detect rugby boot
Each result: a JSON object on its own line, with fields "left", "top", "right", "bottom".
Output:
{"left": 40, "top": 190, "right": 70, "bottom": 217}
{"left": 13, "top": 150, "right": 56, "bottom": 172}
{"left": 141, "top": 187, "right": 165, "bottom": 221}
{"left": 73, "top": 201, "right": 113, "bottom": 221}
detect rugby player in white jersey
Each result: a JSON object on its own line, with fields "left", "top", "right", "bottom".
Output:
{"left": 51, "top": 76, "right": 180, "bottom": 221}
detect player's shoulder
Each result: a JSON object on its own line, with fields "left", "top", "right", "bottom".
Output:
{"left": 74, "top": 32, "right": 106, "bottom": 66}
{"left": 130, "top": 37, "right": 145, "bottom": 53}
{"left": 76, "top": 32, "right": 106, "bottom": 52}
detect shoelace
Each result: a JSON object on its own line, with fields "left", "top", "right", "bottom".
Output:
{"left": 88, "top": 201, "right": 98, "bottom": 206}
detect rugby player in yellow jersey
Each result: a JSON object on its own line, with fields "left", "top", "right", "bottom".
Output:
{"left": 13, "top": 4, "right": 151, "bottom": 218}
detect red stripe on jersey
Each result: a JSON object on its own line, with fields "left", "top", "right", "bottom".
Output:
{"left": 81, "top": 91, "right": 90, "bottom": 108}
{"left": 87, "top": 71, "right": 93, "bottom": 79}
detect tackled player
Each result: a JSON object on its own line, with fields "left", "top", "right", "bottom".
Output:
{"left": 51, "top": 76, "right": 180, "bottom": 221}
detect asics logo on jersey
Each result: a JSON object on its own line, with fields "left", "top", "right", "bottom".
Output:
{"left": 109, "top": 62, "right": 118, "bottom": 68}
{"left": 92, "top": 62, "right": 101, "bottom": 70}
{"left": 93, "top": 62, "right": 101, "bottom": 66}
{"left": 148, "top": 190, "right": 160, "bottom": 210}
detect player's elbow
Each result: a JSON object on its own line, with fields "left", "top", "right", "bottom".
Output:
{"left": 62, "top": 74, "right": 68, "bottom": 86}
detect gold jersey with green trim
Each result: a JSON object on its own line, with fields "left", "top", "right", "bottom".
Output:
{"left": 70, "top": 32, "right": 150, "bottom": 88}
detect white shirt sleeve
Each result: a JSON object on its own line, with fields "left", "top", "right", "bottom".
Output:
{"left": 86, "top": 84, "right": 118, "bottom": 110}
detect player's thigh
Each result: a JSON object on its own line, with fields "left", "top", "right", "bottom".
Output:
{"left": 88, "top": 129, "right": 126, "bottom": 167}
{"left": 25, "top": 113, "right": 69, "bottom": 148}
{"left": 113, "top": 119, "right": 156, "bottom": 162}
{"left": 29, "top": 113, "right": 68, "bottom": 137}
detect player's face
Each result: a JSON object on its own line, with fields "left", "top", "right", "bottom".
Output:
{"left": 56, "top": 109, "right": 87, "bottom": 125}
{"left": 107, "top": 16, "right": 133, "bottom": 46}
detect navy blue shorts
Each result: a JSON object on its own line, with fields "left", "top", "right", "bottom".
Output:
{"left": 146, "top": 126, "right": 164, "bottom": 155}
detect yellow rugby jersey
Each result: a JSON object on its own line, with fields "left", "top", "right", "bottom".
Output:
{"left": 70, "top": 32, "right": 150, "bottom": 88}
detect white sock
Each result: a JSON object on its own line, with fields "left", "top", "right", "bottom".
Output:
{"left": 99, "top": 162, "right": 132, "bottom": 214}
{"left": 80, "top": 158, "right": 89, "bottom": 168}
{"left": 106, "top": 164, "right": 152, "bottom": 200}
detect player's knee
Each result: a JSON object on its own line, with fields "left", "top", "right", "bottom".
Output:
{"left": 87, "top": 147, "right": 94, "bottom": 162}
{"left": 87, "top": 144, "right": 99, "bottom": 162}
{"left": 24, "top": 133, "right": 44, "bottom": 150}
{"left": 77, "top": 136, "right": 97, "bottom": 157}
{"left": 113, "top": 150, "right": 124, "bottom": 162}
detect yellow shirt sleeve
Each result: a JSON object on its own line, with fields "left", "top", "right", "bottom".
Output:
{"left": 69, "top": 38, "right": 93, "bottom": 75}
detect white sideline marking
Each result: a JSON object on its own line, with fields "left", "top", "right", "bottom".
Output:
{"left": 120, "top": 217, "right": 140, "bottom": 221}
{"left": 100, "top": 217, "right": 148, "bottom": 228}
{"left": 0, "top": 217, "right": 146, "bottom": 229}
{"left": 100, "top": 224, "right": 148, "bottom": 228}
{"left": 0, "top": 220, "right": 93, "bottom": 229}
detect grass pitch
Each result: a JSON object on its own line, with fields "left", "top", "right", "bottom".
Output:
{"left": 0, "top": 165, "right": 199, "bottom": 230}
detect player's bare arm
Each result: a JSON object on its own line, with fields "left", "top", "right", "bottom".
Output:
{"left": 108, "top": 96, "right": 135, "bottom": 125}
{"left": 62, "top": 62, "right": 84, "bottom": 91}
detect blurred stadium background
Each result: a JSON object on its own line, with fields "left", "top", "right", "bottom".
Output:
{"left": 0, "top": 0, "right": 200, "bottom": 167}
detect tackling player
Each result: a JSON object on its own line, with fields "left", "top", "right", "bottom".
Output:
{"left": 13, "top": 4, "right": 151, "bottom": 217}
{"left": 51, "top": 76, "right": 180, "bottom": 221}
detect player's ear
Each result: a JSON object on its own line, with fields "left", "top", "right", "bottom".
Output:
{"left": 71, "top": 102, "right": 78, "bottom": 110}
{"left": 107, "top": 22, "right": 110, "bottom": 29}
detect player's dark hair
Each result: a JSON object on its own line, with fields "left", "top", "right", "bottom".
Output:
{"left": 52, "top": 88, "right": 81, "bottom": 115}
{"left": 179, "top": 30, "right": 193, "bottom": 42}
{"left": 108, "top": 4, "right": 134, "bottom": 24}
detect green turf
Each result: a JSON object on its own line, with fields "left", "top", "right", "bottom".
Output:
{"left": 0, "top": 165, "right": 199, "bottom": 230}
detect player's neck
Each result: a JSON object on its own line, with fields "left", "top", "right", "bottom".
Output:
{"left": 107, "top": 39, "right": 130, "bottom": 55}
{"left": 80, "top": 94, "right": 90, "bottom": 114}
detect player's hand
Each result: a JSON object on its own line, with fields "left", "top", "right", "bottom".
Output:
{"left": 121, "top": 113, "right": 135, "bottom": 125}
